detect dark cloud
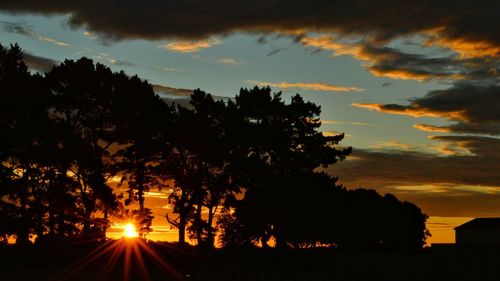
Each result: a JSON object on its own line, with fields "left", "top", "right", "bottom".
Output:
{"left": 0, "top": 20, "right": 32, "bottom": 36}
{"left": 23, "top": 51, "right": 58, "bottom": 73}
{"left": 257, "top": 36, "right": 268, "bottom": 45}
{"left": 364, "top": 45, "right": 466, "bottom": 80}
{"left": 0, "top": 20, "right": 70, "bottom": 47}
{"left": 1, "top": 0, "right": 500, "bottom": 51}
{"left": 329, "top": 136, "right": 500, "bottom": 217}
{"left": 300, "top": 37, "right": 500, "bottom": 81}
{"left": 266, "top": 47, "right": 288, "bottom": 57}
{"left": 153, "top": 84, "right": 231, "bottom": 101}
{"left": 381, "top": 82, "right": 392, "bottom": 87}
{"left": 354, "top": 83, "right": 500, "bottom": 135}
{"left": 4, "top": 1, "right": 499, "bottom": 86}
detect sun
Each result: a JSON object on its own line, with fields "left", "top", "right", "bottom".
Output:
{"left": 123, "top": 223, "right": 139, "bottom": 238}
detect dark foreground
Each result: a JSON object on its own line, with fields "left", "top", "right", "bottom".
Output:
{"left": 1, "top": 240, "right": 499, "bottom": 281}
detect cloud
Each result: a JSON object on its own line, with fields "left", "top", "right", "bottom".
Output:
{"left": 94, "top": 53, "right": 134, "bottom": 66}
{"left": 329, "top": 135, "right": 500, "bottom": 217}
{"left": 353, "top": 83, "right": 500, "bottom": 136}
{"left": 266, "top": 47, "right": 288, "bottom": 57}
{"left": 23, "top": 51, "right": 58, "bottom": 73}
{"left": 369, "top": 141, "right": 419, "bottom": 151}
{"left": 35, "top": 35, "right": 69, "bottom": 47}
{"left": 216, "top": 57, "right": 240, "bottom": 65}
{"left": 247, "top": 80, "right": 364, "bottom": 92}
{"left": 0, "top": 20, "right": 32, "bottom": 35}
{"left": 1, "top": 1, "right": 499, "bottom": 54}
{"left": 152, "top": 84, "right": 194, "bottom": 97}
{"left": 322, "top": 131, "right": 344, "bottom": 137}
{"left": 412, "top": 124, "right": 451, "bottom": 133}
{"left": 159, "top": 39, "right": 222, "bottom": 53}
{"left": 299, "top": 35, "right": 495, "bottom": 81}
{"left": 333, "top": 136, "right": 500, "bottom": 189}
{"left": 144, "top": 191, "right": 169, "bottom": 199}
{"left": 352, "top": 103, "right": 445, "bottom": 118}
{"left": 0, "top": 20, "right": 70, "bottom": 47}
{"left": 322, "top": 119, "right": 371, "bottom": 126}
{"left": 151, "top": 66, "right": 186, "bottom": 73}
{"left": 3, "top": 2, "right": 500, "bottom": 85}
{"left": 424, "top": 36, "right": 500, "bottom": 59}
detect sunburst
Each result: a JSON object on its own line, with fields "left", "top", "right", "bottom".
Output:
{"left": 123, "top": 223, "right": 139, "bottom": 238}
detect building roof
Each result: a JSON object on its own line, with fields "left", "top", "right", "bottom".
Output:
{"left": 454, "top": 218, "right": 500, "bottom": 230}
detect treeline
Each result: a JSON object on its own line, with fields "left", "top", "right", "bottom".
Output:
{"left": 0, "top": 44, "right": 429, "bottom": 250}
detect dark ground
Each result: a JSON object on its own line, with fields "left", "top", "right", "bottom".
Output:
{"left": 1, "top": 240, "right": 499, "bottom": 281}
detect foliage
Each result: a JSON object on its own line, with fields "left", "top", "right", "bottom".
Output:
{"left": 0, "top": 43, "right": 430, "bottom": 250}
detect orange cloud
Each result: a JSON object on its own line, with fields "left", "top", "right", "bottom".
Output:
{"left": 322, "top": 131, "right": 350, "bottom": 138}
{"left": 370, "top": 141, "right": 416, "bottom": 151}
{"left": 300, "top": 36, "right": 362, "bottom": 57}
{"left": 300, "top": 36, "right": 463, "bottom": 81}
{"left": 368, "top": 67, "right": 464, "bottom": 81}
{"left": 412, "top": 124, "right": 451, "bottom": 133}
{"left": 424, "top": 37, "right": 500, "bottom": 59}
{"left": 352, "top": 103, "right": 462, "bottom": 119}
{"left": 160, "top": 38, "right": 222, "bottom": 53}
{"left": 248, "top": 80, "right": 364, "bottom": 92}
{"left": 427, "top": 136, "right": 474, "bottom": 156}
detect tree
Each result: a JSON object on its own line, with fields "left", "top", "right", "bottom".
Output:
{"left": 111, "top": 72, "right": 173, "bottom": 237}
{"left": 332, "top": 189, "right": 430, "bottom": 251}
{"left": 0, "top": 43, "right": 430, "bottom": 250}
{"left": 164, "top": 90, "right": 237, "bottom": 247}
{"left": 219, "top": 87, "right": 351, "bottom": 248}
{"left": 45, "top": 58, "right": 118, "bottom": 236}
{"left": 0, "top": 44, "right": 50, "bottom": 244}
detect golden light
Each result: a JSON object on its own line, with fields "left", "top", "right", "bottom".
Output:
{"left": 123, "top": 223, "right": 139, "bottom": 238}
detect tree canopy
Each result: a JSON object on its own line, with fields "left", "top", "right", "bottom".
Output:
{"left": 0, "top": 43, "right": 429, "bottom": 250}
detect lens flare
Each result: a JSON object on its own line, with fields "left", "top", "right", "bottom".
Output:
{"left": 123, "top": 223, "right": 139, "bottom": 238}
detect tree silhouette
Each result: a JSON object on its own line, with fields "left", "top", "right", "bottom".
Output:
{"left": 0, "top": 42, "right": 430, "bottom": 251}
{"left": 110, "top": 72, "right": 173, "bottom": 237}
{"left": 164, "top": 90, "right": 236, "bottom": 247}
{"left": 44, "top": 58, "right": 118, "bottom": 236}
{"left": 0, "top": 44, "right": 50, "bottom": 244}
{"left": 332, "top": 188, "right": 430, "bottom": 251}
{"left": 219, "top": 87, "right": 351, "bottom": 248}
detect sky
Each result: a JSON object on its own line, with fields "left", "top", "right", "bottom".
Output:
{"left": 1, "top": 1, "right": 499, "bottom": 244}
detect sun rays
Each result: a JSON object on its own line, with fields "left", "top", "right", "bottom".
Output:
{"left": 53, "top": 238, "right": 186, "bottom": 281}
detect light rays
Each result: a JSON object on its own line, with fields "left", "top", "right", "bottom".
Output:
{"left": 53, "top": 238, "right": 187, "bottom": 281}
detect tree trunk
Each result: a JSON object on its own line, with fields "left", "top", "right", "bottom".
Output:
{"left": 179, "top": 220, "right": 186, "bottom": 245}
{"left": 48, "top": 209, "right": 55, "bottom": 236}
{"left": 82, "top": 193, "right": 95, "bottom": 235}
{"left": 195, "top": 202, "right": 203, "bottom": 245}
{"left": 206, "top": 206, "right": 215, "bottom": 248}
{"left": 137, "top": 159, "right": 145, "bottom": 211}
{"left": 274, "top": 234, "right": 288, "bottom": 249}
{"left": 47, "top": 175, "right": 55, "bottom": 237}
{"left": 17, "top": 188, "right": 31, "bottom": 245}
{"left": 57, "top": 164, "right": 68, "bottom": 236}
{"left": 102, "top": 207, "right": 109, "bottom": 237}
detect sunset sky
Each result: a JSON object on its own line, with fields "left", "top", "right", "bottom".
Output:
{"left": 1, "top": 1, "right": 499, "bottom": 244}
